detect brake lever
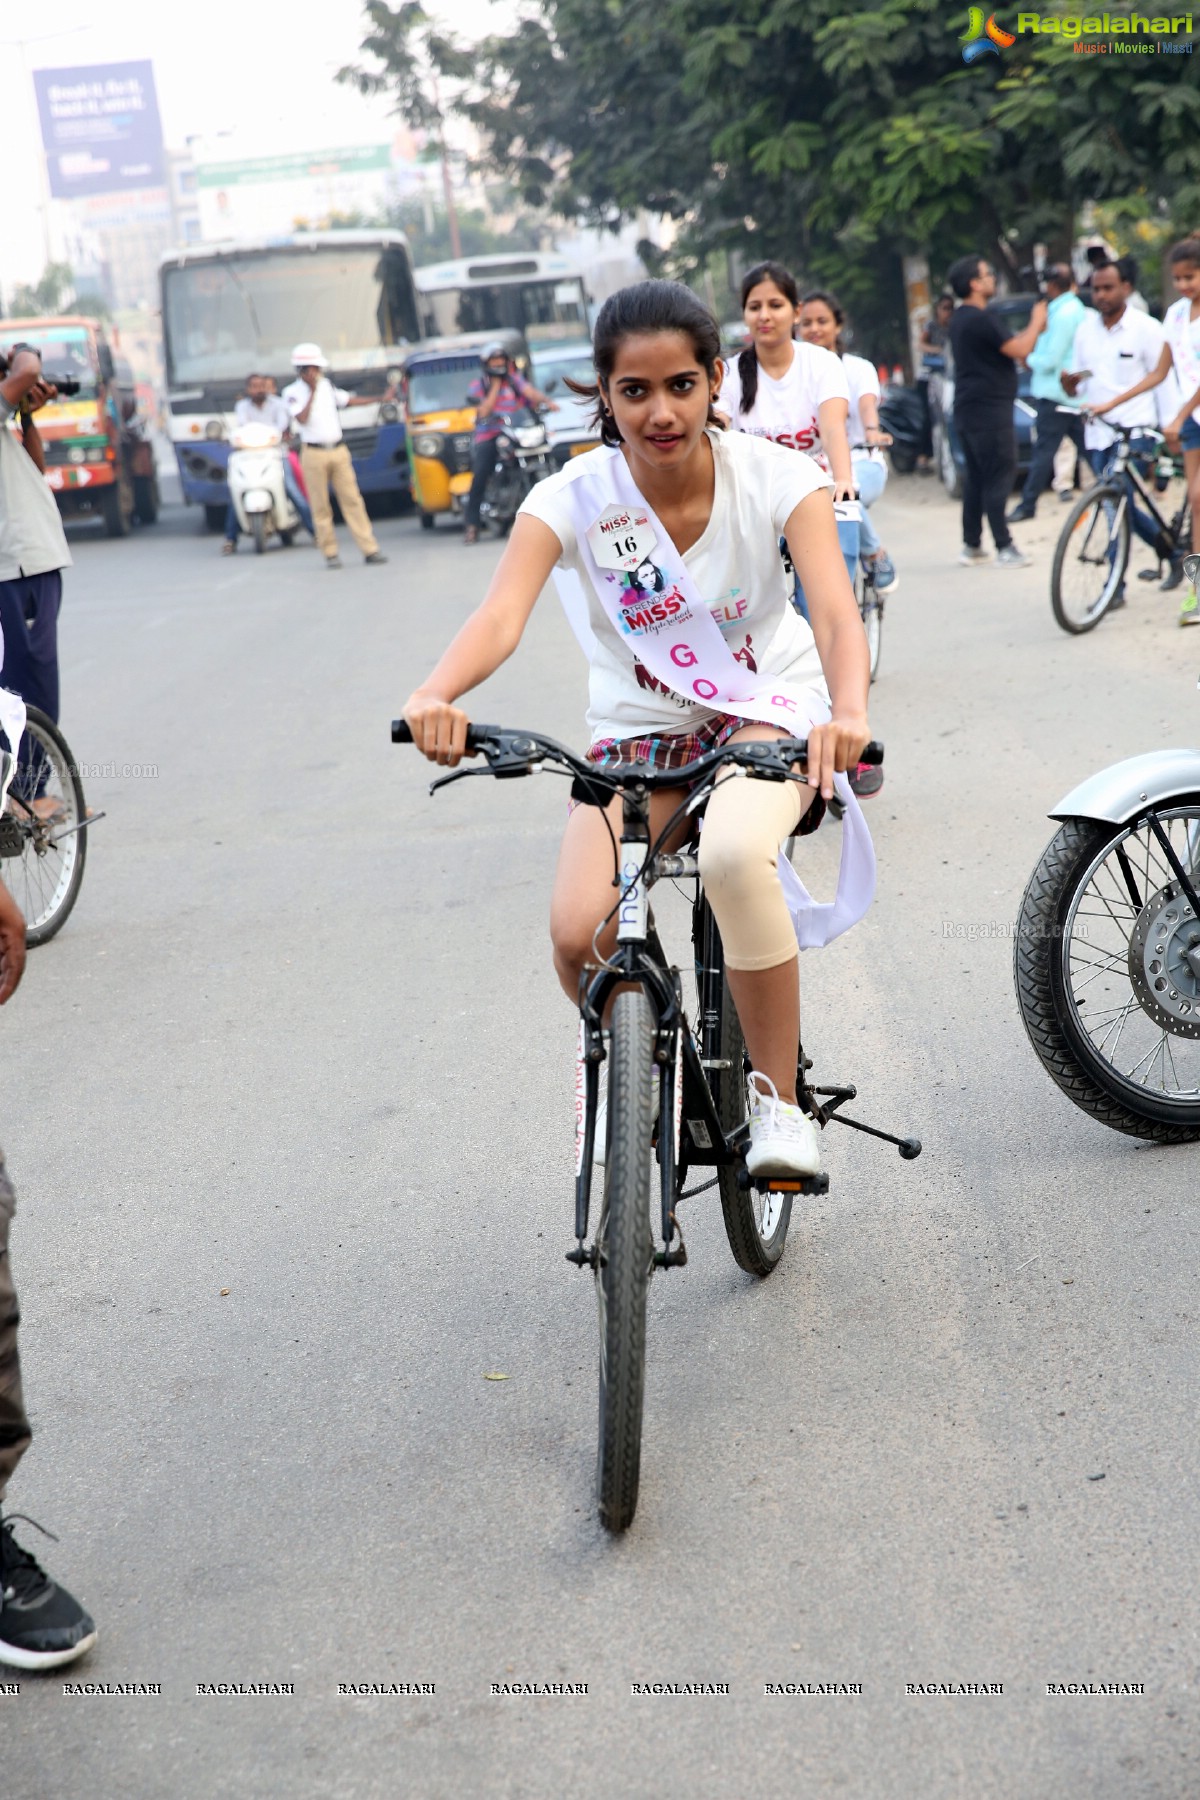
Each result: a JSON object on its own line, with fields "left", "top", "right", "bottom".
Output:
{"left": 429, "top": 762, "right": 531, "bottom": 794}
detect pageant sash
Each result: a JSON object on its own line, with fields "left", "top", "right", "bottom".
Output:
{"left": 552, "top": 446, "right": 875, "bottom": 948}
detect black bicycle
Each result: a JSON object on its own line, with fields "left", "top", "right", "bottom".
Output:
{"left": 393, "top": 720, "right": 920, "bottom": 1532}
{"left": 1050, "top": 421, "right": 1192, "bottom": 634}
{"left": 0, "top": 706, "right": 99, "bottom": 945}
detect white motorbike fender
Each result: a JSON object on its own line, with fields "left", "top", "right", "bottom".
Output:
{"left": 1049, "top": 749, "right": 1200, "bottom": 826}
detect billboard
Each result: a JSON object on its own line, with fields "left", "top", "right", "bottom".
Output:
{"left": 34, "top": 61, "right": 165, "bottom": 199}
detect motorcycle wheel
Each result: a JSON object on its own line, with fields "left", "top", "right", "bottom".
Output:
{"left": 888, "top": 443, "right": 917, "bottom": 475}
{"left": 1014, "top": 806, "right": 1200, "bottom": 1141}
{"left": 250, "top": 513, "right": 267, "bottom": 555}
{"left": 935, "top": 423, "right": 962, "bottom": 500}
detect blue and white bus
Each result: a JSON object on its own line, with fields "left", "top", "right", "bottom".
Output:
{"left": 160, "top": 231, "right": 422, "bottom": 524}
{"left": 414, "top": 252, "right": 590, "bottom": 351}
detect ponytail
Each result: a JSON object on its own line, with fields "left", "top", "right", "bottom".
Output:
{"left": 737, "top": 344, "right": 759, "bottom": 417}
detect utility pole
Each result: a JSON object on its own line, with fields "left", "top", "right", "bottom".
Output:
{"left": 429, "top": 71, "right": 462, "bottom": 259}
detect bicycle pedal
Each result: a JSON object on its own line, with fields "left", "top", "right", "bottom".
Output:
{"left": 735, "top": 1168, "right": 828, "bottom": 1197}
{"left": 653, "top": 1245, "right": 688, "bottom": 1268}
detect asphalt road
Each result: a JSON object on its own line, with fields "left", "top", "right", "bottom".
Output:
{"left": 6, "top": 476, "right": 1199, "bottom": 1799}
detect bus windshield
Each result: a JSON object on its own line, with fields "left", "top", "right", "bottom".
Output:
{"left": 406, "top": 358, "right": 480, "bottom": 416}
{"left": 163, "top": 244, "right": 421, "bottom": 385}
{"left": 421, "top": 278, "right": 588, "bottom": 345}
{"left": 4, "top": 325, "right": 98, "bottom": 398}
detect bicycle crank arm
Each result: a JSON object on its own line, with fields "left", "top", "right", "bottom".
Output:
{"left": 823, "top": 1111, "right": 922, "bottom": 1158}
{"left": 47, "top": 810, "right": 106, "bottom": 845}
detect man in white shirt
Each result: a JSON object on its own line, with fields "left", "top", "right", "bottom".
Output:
{"left": 222, "top": 373, "right": 314, "bottom": 553}
{"left": 1062, "top": 262, "right": 1166, "bottom": 600}
{"left": 281, "top": 344, "right": 394, "bottom": 569}
{"left": 0, "top": 345, "right": 72, "bottom": 791}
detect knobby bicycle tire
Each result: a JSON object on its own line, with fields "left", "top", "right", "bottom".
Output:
{"left": 595, "top": 988, "right": 654, "bottom": 1532}
{"left": 715, "top": 976, "right": 793, "bottom": 1276}
{"left": 1014, "top": 813, "right": 1200, "bottom": 1142}
{"left": 1, "top": 706, "right": 88, "bottom": 947}
{"left": 1050, "top": 485, "right": 1130, "bottom": 635}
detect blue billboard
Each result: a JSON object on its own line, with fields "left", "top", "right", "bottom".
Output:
{"left": 34, "top": 61, "right": 165, "bottom": 199}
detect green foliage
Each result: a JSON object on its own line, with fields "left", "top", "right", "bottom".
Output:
{"left": 7, "top": 262, "right": 78, "bottom": 318}
{"left": 343, "top": 0, "right": 1200, "bottom": 355}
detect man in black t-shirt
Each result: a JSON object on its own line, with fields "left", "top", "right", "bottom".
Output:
{"left": 946, "top": 257, "right": 1047, "bottom": 568}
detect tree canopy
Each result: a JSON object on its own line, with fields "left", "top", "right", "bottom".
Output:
{"left": 344, "top": 2, "right": 1200, "bottom": 351}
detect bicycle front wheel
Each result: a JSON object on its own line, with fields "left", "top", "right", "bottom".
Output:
{"left": 1, "top": 706, "right": 88, "bottom": 946}
{"left": 594, "top": 988, "right": 654, "bottom": 1533}
{"left": 715, "top": 978, "right": 793, "bottom": 1276}
{"left": 1051, "top": 485, "right": 1130, "bottom": 634}
{"left": 858, "top": 571, "right": 883, "bottom": 683}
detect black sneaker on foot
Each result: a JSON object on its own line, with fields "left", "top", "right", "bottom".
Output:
{"left": 1006, "top": 505, "right": 1037, "bottom": 523}
{"left": 0, "top": 1514, "right": 96, "bottom": 1670}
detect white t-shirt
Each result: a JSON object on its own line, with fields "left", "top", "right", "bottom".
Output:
{"left": 717, "top": 341, "right": 849, "bottom": 466}
{"left": 1069, "top": 307, "right": 1164, "bottom": 449}
{"left": 840, "top": 353, "right": 882, "bottom": 450}
{"left": 282, "top": 376, "right": 351, "bottom": 445}
{"left": 518, "top": 430, "right": 832, "bottom": 743}
{"left": 0, "top": 396, "right": 73, "bottom": 582}
{"left": 1164, "top": 295, "right": 1200, "bottom": 425}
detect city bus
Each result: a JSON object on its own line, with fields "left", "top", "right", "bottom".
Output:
{"left": 414, "top": 253, "right": 590, "bottom": 351}
{"left": 159, "top": 231, "right": 422, "bottom": 525}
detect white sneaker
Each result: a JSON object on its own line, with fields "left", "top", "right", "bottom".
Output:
{"left": 745, "top": 1072, "right": 823, "bottom": 1179}
{"left": 594, "top": 1064, "right": 660, "bottom": 1165}
{"left": 958, "top": 545, "right": 990, "bottom": 566}
{"left": 994, "top": 544, "right": 1029, "bottom": 569}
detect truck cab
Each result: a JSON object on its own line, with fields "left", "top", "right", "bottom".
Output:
{"left": 0, "top": 316, "right": 159, "bottom": 537}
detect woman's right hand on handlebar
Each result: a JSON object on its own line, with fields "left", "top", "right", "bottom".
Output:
{"left": 403, "top": 692, "right": 472, "bottom": 767}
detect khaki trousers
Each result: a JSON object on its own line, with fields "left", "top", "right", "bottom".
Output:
{"left": 0, "top": 1149, "right": 32, "bottom": 1499}
{"left": 301, "top": 444, "right": 378, "bottom": 560}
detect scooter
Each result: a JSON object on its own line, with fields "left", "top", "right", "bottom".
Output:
{"left": 1014, "top": 744, "right": 1200, "bottom": 1142}
{"left": 877, "top": 384, "right": 929, "bottom": 475}
{"left": 228, "top": 422, "right": 300, "bottom": 553}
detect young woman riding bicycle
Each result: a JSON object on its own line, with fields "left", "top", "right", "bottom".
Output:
{"left": 403, "top": 281, "right": 872, "bottom": 1179}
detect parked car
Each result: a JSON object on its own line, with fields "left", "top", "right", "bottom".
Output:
{"left": 928, "top": 295, "right": 1039, "bottom": 500}
{"left": 529, "top": 341, "right": 602, "bottom": 468}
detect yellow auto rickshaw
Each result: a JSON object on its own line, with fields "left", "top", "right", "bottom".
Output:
{"left": 403, "top": 330, "right": 529, "bottom": 529}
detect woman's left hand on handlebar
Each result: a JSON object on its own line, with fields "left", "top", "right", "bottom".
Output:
{"left": 832, "top": 481, "right": 858, "bottom": 504}
{"left": 805, "top": 714, "right": 871, "bottom": 801}
{"left": 403, "top": 691, "right": 472, "bottom": 767}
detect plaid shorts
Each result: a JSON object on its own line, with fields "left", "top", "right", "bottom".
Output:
{"left": 586, "top": 711, "right": 743, "bottom": 772}
{"left": 582, "top": 712, "right": 825, "bottom": 834}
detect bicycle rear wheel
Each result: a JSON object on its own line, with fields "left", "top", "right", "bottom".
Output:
{"left": 1, "top": 706, "right": 88, "bottom": 946}
{"left": 715, "top": 976, "right": 793, "bottom": 1276}
{"left": 594, "top": 989, "right": 654, "bottom": 1533}
{"left": 1051, "top": 486, "right": 1130, "bottom": 634}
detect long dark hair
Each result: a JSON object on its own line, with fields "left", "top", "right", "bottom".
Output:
{"left": 737, "top": 260, "right": 800, "bottom": 417}
{"left": 799, "top": 289, "right": 847, "bottom": 356}
{"left": 565, "top": 280, "right": 724, "bottom": 446}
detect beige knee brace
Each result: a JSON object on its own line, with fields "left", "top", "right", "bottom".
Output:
{"left": 697, "top": 772, "right": 806, "bottom": 971}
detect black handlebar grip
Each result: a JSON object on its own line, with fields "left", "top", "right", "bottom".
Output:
{"left": 390, "top": 720, "right": 496, "bottom": 747}
{"left": 860, "top": 740, "right": 884, "bottom": 766}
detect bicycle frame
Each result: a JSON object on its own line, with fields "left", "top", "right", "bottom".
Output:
{"left": 1095, "top": 431, "right": 1187, "bottom": 559}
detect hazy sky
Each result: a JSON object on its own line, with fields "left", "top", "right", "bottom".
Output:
{"left": 0, "top": 0, "right": 519, "bottom": 290}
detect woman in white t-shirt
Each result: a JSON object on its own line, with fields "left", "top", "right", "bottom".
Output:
{"left": 1089, "top": 236, "right": 1200, "bottom": 627}
{"left": 798, "top": 290, "right": 898, "bottom": 596}
{"left": 403, "top": 280, "right": 872, "bottom": 1177}
{"left": 716, "top": 261, "right": 855, "bottom": 499}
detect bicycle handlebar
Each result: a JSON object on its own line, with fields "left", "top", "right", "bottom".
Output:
{"left": 392, "top": 718, "right": 883, "bottom": 780}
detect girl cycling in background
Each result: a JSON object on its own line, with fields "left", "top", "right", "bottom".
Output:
{"left": 716, "top": 262, "right": 855, "bottom": 502}
{"left": 799, "top": 290, "right": 899, "bottom": 596}
{"left": 402, "top": 281, "right": 873, "bottom": 1180}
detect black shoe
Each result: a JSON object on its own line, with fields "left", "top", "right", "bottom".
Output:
{"left": 1107, "top": 587, "right": 1127, "bottom": 611}
{"left": 1006, "top": 505, "right": 1037, "bottom": 523}
{"left": 363, "top": 551, "right": 388, "bottom": 565}
{"left": 1161, "top": 558, "right": 1186, "bottom": 592}
{"left": 0, "top": 1514, "right": 96, "bottom": 1671}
